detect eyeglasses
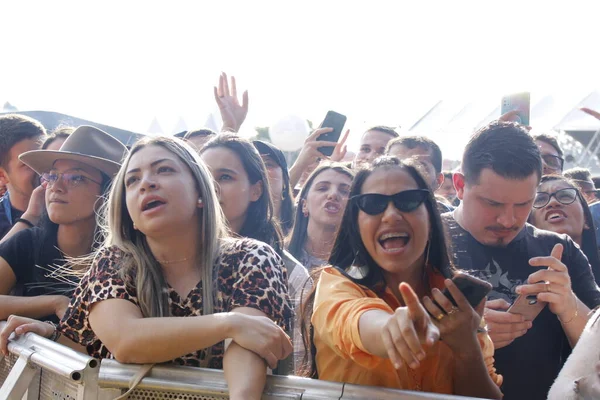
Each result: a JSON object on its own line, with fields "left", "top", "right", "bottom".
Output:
{"left": 541, "top": 154, "right": 564, "bottom": 172}
{"left": 41, "top": 172, "right": 102, "bottom": 188}
{"left": 352, "top": 189, "right": 429, "bottom": 215}
{"left": 533, "top": 188, "right": 578, "bottom": 209}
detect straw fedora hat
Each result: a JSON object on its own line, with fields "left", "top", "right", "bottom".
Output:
{"left": 19, "top": 125, "right": 128, "bottom": 177}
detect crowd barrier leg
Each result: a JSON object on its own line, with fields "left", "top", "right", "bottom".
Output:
{"left": 0, "top": 348, "right": 40, "bottom": 400}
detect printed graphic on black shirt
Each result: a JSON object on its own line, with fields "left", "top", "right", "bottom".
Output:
{"left": 468, "top": 258, "right": 525, "bottom": 303}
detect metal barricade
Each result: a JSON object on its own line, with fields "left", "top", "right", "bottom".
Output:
{"left": 0, "top": 321, "right": 491, "bottom": 400}
{"left": 0, "top": 321, "right": 99, "bottom": 400}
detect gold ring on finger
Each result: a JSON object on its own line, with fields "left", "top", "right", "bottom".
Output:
{"left": 545, "top": 283, "right": 551, "bottom": 292}
{"left": 435, "top": 313, "right": 445, "bottom": 321}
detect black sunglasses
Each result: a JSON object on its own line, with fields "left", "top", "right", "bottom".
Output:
{"left": 352, "top": 189, "right": 430, "bottom": 215}
{"left": 541, "top": 154, "right": 564, "bottom": 171}
{"left": 533, "top": 188, "right": 578, "bottom": 209}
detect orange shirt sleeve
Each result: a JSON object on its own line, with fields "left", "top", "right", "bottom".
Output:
{"left": 312, "top": 267, "right": 393, "bottom": 369}
{"left": 477, "top": 317, "right": 503, "bottom": 387}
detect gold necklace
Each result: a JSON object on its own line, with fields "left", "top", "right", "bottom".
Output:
{"left": 156, "top": 257, "right": 189, "bottom": 265}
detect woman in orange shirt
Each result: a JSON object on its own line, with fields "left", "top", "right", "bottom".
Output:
{"left": 304, "top": 156, "right": 502, "bottom": 399}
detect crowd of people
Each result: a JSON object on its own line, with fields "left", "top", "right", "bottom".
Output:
{"left": 1, "top": 74, "right": 600, "bottom": 399}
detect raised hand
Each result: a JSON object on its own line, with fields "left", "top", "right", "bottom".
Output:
{"left": 518, "top": 244, "right": 578, "bottom": 322}
{"left": 422, "top": 279, "right": 484, "bottom": 354}
{"left": 213, "top": 72, "right": 249, "bottom": 132}
{"left": 330, "top": 129, "right": 350, "bottom": 162}
{"left": 499, "top": 110, "right": 531, "bottom": 131}
{"left": 381, "top": 283, "right": 439, "bottom": 370}
{"left": 581, "top": 107, "right": 600, "bottom": 121}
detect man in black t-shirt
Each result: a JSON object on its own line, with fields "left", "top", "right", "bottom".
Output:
{"left": 0, "top": 114, "right": 46, "bottom": 238}
{"left": 444, "top": 121, "right": 600, "bottom": 400}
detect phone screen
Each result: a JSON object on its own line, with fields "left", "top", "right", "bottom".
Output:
{"left": 317, "top": 111, "right": 346, "bottom": 157}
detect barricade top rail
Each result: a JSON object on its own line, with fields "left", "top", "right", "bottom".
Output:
{"left": 0, "top": 321, "right": 98, "bottom": 382}
{"left": 0, "top": 320, "right": 493, "bottom": 400}
{"left": 99, "top": 358, "right": 492, "bottom": 400}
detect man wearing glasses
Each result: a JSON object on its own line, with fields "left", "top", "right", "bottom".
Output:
{"left": 532, "top": 133, "right": 565, "bottom": 175}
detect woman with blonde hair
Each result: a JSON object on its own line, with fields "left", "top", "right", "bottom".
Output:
{"left": 1, "top": 136, "right": 292, "bottom": 400}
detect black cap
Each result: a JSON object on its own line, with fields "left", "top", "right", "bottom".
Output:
{"left": 253, "top": 140, "right": 288, "bottom": 171}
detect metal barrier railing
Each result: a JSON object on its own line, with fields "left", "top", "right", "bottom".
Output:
{"left": 0, "top": 321, "right": 490, "bottom": 400}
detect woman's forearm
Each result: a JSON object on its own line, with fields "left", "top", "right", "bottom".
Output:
{"left": 0, "top": 295, "right": 66, "bottom": 320}
{"left": 358, "top": 310, "right": 392, "bottom": 358}
{"left": 452, "top": 339, "right": 503, "bottom": 399}
{"left": 224, "top": 341, "right": 267, "bottom": 400}
{"left": 106, "top": 315, "right": 231, "bottom": 364}
{"left": 89, "top": 301, "right": 236, "bottom": 364}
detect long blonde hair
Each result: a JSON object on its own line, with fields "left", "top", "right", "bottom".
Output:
{"left": 101, "top": 136, "right": 228, "bottom": 318}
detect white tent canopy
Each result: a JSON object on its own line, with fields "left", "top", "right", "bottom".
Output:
{"left": 408, "top": 91, "right": 600, "bottom": 163}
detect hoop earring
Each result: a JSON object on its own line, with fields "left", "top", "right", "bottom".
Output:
{"left": 424, "top": 241, "right": 431, "bottom": 267}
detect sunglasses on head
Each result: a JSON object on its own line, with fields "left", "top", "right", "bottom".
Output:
{"left": 352, "top": 189, "right": 430, "bottom": 215}
{"left": 533, "top": 188, "right": 578, "bottom": 209}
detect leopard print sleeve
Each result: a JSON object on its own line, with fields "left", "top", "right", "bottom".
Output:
{"left": 59, "top": 246, "right": 138, "bottom": 358}
{"left": 218, "top": 239, "right": 293, "bottom": 333}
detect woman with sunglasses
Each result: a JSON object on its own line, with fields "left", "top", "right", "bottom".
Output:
{"left": 1, "top": 136, "right": 292, "bottom": 400}
{"left": 529, "top": 175, "right": 600, "bottom": 284}
{"left": 302, "top": 157, "right": 502, "bottom": 398}
{"left": 0, "top": 126, "right": 125, "bottom": 322}
{"left": 287, "top": 162, "right": 354, "bottom": 271}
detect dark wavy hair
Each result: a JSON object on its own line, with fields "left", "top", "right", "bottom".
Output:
{"left": 286, "top": 162, "right": 354, "bottom": 261}
{"left": 529, "top": 175, "right": 600, "bottom": 284}
{"left": 201, "top": 134, "right": 283, "bottom": 254}
{"left": 299, "top": 156, "right": 455, "bottom": 378}
{"left": 278, "top": 172, "right": 295, "bottom": 236}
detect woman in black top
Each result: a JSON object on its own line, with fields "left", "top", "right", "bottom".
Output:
{"left": 0, "top": 125, "right": 126, "bottom": 322}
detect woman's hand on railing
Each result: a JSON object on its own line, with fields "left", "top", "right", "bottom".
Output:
{"left": 381, "top": 283, "right": 440, "bottom": 370}
{"left": 227, "top": 312, "right": 293, "bottom": 369}
{"left": 422, "top": 279, "right": 483, "bottom": 355}
{"left": 1, "top": 315, "right": 55, "bottom": 355}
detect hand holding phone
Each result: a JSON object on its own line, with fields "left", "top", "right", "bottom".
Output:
{"left": 500, "top": 92, "right": 530, "bottom": 126}
{"left": 317, "top": 111, "right": 346, "bottom": 157}
{"left": 441, "top": 273, "right": 493, "bottom": 308}
{"left": 508, "top": 293, "right": 547, "bottom": 321}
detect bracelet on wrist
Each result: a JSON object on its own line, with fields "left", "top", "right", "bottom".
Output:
{"left": 44, "top": 321, "right": 62, "bottom": 342}
{"left": 558, "top": 301, "right": 579, "bottom": 325}
{"left": 15, "top": 218, "right": 34, "bottom": 228}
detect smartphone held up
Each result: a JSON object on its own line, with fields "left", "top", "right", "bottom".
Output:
{"left": 501, "top": 92, "right": 531, "bottom": 126}
{"left": 317, "top": 111, "right": 346, "bottom": 157}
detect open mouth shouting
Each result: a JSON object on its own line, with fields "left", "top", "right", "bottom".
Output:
{"left": 141, "top": 195, "right": 167, "bottom": 215}
{"left": 378, "top": 231, "right": 410, "bottom": 254}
